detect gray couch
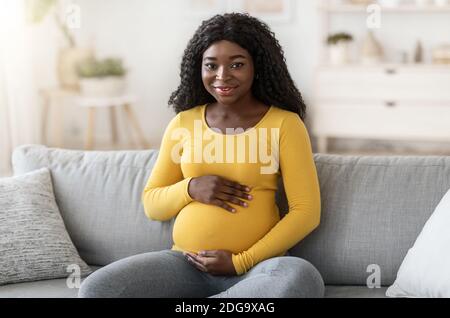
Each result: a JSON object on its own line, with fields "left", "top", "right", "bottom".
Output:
{"left": 2, "top": 144, "right": 449, "bottom": 298}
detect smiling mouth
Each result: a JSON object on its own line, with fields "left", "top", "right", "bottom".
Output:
{"left": 213, "top": 86, "right": 238, "bottom": 96}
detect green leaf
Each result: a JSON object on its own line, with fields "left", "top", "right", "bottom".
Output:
{"left": 76, "top": 57, "right": 127, "bottom": 78}
{"left": 26, "top": 0, "right": 57, "bottom": 24}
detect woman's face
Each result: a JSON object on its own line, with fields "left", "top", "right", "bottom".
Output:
{"left": 201, "top": 40, "right": 255, "bottom": 105}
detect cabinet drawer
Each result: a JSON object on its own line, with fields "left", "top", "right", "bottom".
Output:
{"left": 312, "top": 102, "right": 450, "bottom": 140}
{"left": 316, "top": 68, "right": 450, "bottom": 102}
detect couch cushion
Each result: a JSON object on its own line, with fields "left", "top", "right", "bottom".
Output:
{"left": 325, "top": 285, "right": 388, "bottom": 298}
{"left": 0, "top": 281, "right": 385, "bottom": 298}
{"left": 0, "top": 168, "right": 91, "bottom": 285}
{"left": 386, "top": 188, "right": 450, "bottom": 297}
{"left": 12, "top": 145, "right": 174, "bottom": 266}
{"left": 290, "top": 154, "right": 450, "bottom": 286}
{"left": 0, "top": 266, "right": 101, "bottom": 298}
{"left": 0, "top": 277, "right": 78, "bottom": 298}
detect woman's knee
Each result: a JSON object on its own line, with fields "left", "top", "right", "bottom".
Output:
{"left": 78, "top": 266, "right": 126, "bottom": 298}
{"left": 273, "top": 257, "right": 325, "bottom": 298}
{"left": 78, "top": 251, "right": 167, "bottom": 298}
{"left": 78, "top": 250, "right": 205, "bottom": 298}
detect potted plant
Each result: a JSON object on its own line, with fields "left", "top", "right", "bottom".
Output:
{"left": 326, "top": 32, "right": 353, "bottom": 65}
{"left": 76, "top": 57, "right": 127, "bottom": 97}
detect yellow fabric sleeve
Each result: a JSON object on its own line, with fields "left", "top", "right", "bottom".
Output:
{"left": 231, "top": 113, "right": 321, "bottom": 275}
{"left": 142, "top": 113, "right": 194, "bottom": 221}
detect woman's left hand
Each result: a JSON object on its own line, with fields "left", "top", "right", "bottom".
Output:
{"left": 184, "top": 250, "right": 237, "bottom": 276}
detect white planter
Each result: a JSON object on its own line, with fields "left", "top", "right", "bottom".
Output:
{"left": 79, "top": 77, "right": 126, "bottom": 97}
{"left": 328, "top": 42, "right": 351, "bottom": 65}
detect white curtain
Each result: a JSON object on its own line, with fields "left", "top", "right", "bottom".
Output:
{"left": 0, "top": 0, "right": 41, "bottom": 177}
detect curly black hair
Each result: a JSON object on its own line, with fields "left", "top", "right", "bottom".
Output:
{"left": 168, "top": 12, "right": 306, "bottom": 120}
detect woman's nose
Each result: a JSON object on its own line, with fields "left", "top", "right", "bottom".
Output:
{"left": 215, "top": 66, "right": 230, "bottom": 80}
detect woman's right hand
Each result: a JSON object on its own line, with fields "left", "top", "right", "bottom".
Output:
{"left": 187, "top": 175, "right": 253, "bottom": 213}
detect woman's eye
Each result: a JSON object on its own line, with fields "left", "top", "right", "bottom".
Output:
{"left": 205, "top": 63, "right": 216, "bottom": 70}
{"left": 204, "top": 62, "right": 243, "bottom": 71}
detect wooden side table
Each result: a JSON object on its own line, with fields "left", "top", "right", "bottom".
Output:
{"left": 40, "top": 88, "right": 79, "bottom": 148}
{"left": 40, "top": 89, "right": 149, "bottom": 150}
{"left": 74, "top": 95, "right": 150, "bottom": 150}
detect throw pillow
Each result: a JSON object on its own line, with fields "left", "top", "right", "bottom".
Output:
{"left": 0, "top": 168, "right": 92, "bottom": 285}
{"left": 386, "top": 188, "right": 450, "bottom": 297}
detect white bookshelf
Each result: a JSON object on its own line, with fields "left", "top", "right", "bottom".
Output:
{"left": 312, "top": 0, "right": 450, "bottom": 153}
{"left": 317, "top": 62, "right": 450, "bottom": 70}
{"left": 319, "top": 4, "right": 450, "bottom": 13}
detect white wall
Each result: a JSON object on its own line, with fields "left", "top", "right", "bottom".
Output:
{"left": 58, "top": 0, "right": 319, "bottom": 148}
{"left": 33, "top": 0, "right": 450, "bottom": 151}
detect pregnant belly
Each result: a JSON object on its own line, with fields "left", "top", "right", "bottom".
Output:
{"left": 172, "top": 193, "right": 280, "bottom": 254}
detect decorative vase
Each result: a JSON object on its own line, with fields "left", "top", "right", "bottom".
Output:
{"left": 432, "top": 44, "right": 450, "bottom": 64}
{"left": 414, "top": 40, "right": 424, "bottom": 63}
{"left": 360, "top": 31, "right": 383, "bottom": 65}
{"left": 415, "top": 0, "right": 430, "bottom": 6}
{"left": 377, "top": 0, "right": 400, "bottom": 7}
{"left": 57, "top": 47, "right": 94, "bottom": 90}
{"left": 328, "top": 42, "right": 351, "bottom": 65}
{"left": 434, "top": 0, "right": 449, "bottom": 6}
{"left": 348, "top": 0, "right": 373, "bottom": 4}
{"left": 79, "top": 76, "right": 126, "bottom": 97}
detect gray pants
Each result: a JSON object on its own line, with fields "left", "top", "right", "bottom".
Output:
{"left": 78, "top": 250, "right": 324, "bottom": 298}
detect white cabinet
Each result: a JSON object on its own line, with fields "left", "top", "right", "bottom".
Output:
{"left": 314, "top": 100, "right": 450, "bottom": 139}
{"left": 315, "top": 65, "right": 450, "bottom": 102}
{"left": 312, "top": 65, "right": 450, "bottom": 152}
{"left": 312, "top": 1, "right": 450, "bottom": 153}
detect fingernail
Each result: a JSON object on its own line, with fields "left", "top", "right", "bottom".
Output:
{"left": 232, "top": 208, "right": 236, "bottom": 212}
{"left": 248, "top": 195, "right": 252, "bottom": 199}
{"left": 243, "top": 202, "right": 247, "bottom": 207}
{"left": 246, "top": 187, "right": 250, "bottom": 191}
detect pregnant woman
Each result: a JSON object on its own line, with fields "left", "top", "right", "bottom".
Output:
{"left": 79, "top": 12, "right": 324, "bottom": 298}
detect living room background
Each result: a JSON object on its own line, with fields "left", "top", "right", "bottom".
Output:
{"left": 1, "top": 0, "right": 450, "bottom": 177}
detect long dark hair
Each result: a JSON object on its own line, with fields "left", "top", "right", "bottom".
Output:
{"left": 168, "top": 12, "right": 306, "bottom": 120}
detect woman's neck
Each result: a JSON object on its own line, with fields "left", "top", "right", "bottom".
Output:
{"left": 210, "top": 94, "right": 264, "bottom": 118}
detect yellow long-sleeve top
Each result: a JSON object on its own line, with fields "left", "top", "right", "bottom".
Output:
{"left": 142, "top": 104, "right": 321, "bottom": 275}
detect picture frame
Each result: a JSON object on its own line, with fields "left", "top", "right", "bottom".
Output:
{"left": 226, "top": 0, "right": 293, "bottom": 24}
{"left": 182, "top": 0, "right": 293, "bottom": 24}
{"left": 181, "top": 0, "right": 228, "bottom": 21}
